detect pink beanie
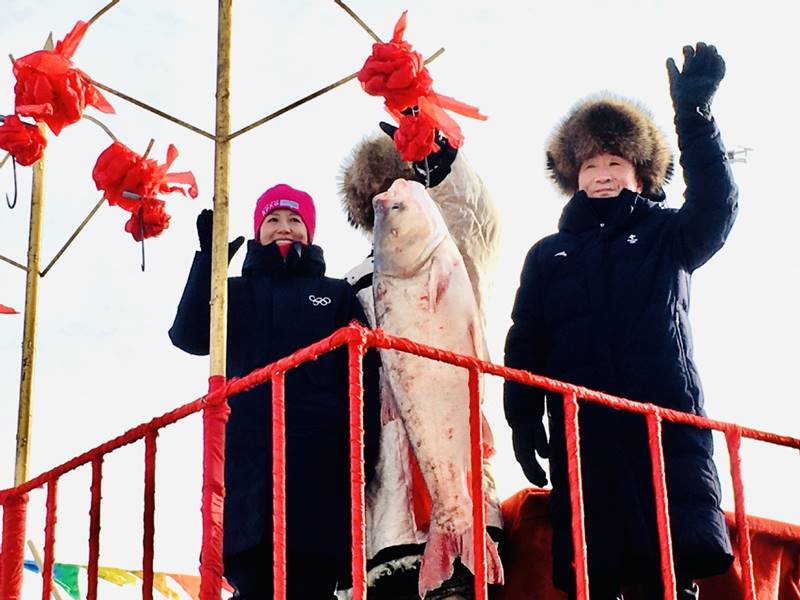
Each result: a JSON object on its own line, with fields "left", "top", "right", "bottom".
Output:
{"left": 253, "top": 183, "right": 316, "bottom": 243}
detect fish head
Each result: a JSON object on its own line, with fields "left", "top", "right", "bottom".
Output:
{"left": 372, "top": 178, "right": 447, "bottom": 276}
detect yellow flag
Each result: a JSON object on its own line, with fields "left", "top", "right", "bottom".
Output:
{"left": 98, "top": 566, "right": 138, "bottom": 586}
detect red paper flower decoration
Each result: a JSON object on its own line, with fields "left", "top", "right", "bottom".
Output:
{"left": 124, "top": 199, "right": 170, "bottom": 242}
{"left": 356, "top": 11, "right": 487, "bottom": 152}
{"left": 357, "top": 13, "right": 433, "bottom": 112}
{"left": 0, "top": 115, "right": 47, "bottom": 166}
{"left": 394, "top": 112, "right": 438, "bottom": 162}
{"left": 92, "top": 141, "right": 198, "bottom": 241}
{"left": 13, "top": 20, "right": 114, "bottom": 136}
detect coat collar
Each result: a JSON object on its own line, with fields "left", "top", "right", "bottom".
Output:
{"left": 558, "top": 188, "right": 644, "bottom": 237}
{"left": 241, "top": 240, "right": 326, "bottom": 278}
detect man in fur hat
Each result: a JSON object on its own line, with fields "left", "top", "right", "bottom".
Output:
{"left": 338, "top": 129, "right": 503, "bottom": 598}
{"left": 504, "top": 43, "right": 737, "bottom": 599}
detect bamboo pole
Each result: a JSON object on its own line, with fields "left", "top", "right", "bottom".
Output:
{"left": 0, "top": 254, "right": 27, "bottom": 272}
{"left": 26, "top": 540, "right": 66, "bottom": 600}
{"left": 334, "top": 0, "right": 382, "bottom": 42}
{"left": 88, "top": 79, "right": 216, "bottom": 141}
{"left": 227, "top": 48, "right": 444, "bottom": 141}
{"left": 15, "top": 29, "right": 51, "bottom": 483}
{"left": 210, "top": 2, "right": 232, "bottom": 380}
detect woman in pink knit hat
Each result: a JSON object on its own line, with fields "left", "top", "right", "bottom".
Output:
{"left": 170, "top": 183, "right": 380, "bottom": 599}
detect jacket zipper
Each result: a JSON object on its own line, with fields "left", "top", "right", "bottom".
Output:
{"left": 674, "top": 310, "right": 690, "bottom": 376}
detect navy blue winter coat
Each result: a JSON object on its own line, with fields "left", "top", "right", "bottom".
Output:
{"left": 504, "top": 114, "right": 738, "bottom": 590}
{"left": 169, "top": 240, "right": 379, "bottom": 566}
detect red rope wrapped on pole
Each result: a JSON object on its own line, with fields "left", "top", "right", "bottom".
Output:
{"left": 0, "top": 493, "right": 29, "bottom": 600}
{"left": 142, "top": 431, "right": 157, "bottom": 600}
{"left": 272, "top": 371, "right": 287, "bottom": 600}
{"left": 199, "top": 374, "right": 230, "bottom": 600}
{"left": 468, "top": 368, "right": 487, "bottom": 600}
{"left": 725, "top": 427, "right": 756, "bottom": 600}
{"left": 646, "top": 412, "right": 677, "bottom": 599}
{"left": 41, "top": 479, "right": 58, "bottom": 600}
{"left": 87, "top": 456, "right": 103, "bottom": 600}
{"left": 348, "top": 336, "right": 368, "bottom": 600}
{"left": 563, "top": 392, "right": 589, "bottom": 600}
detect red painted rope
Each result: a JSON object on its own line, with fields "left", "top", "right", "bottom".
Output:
{"left": 41, "top": 479, "right": 58, "bottom": 600}
{"left": 646, "top": 413, "right": 676, "bottom": 600}
{"left": 348, "top": 338, "right": 368, "bottom": 600}
{"left": 563, "top": 393, "right": 589, "bottom": 600}
{"left": 0, "top": 397, "right": 205, "bottom": 503}
{"left": 726, "top": 428, "right": 756, "bottom": 600}
{"left": 272, "top": 371, "right": 287, "bottom": 600}
{"left": 469, "top": 368, "right": 487, "bottom": 600}
{"left": 87, "top": 456, "right": 103, "bottom": 600}
{"left": 0, "top": 493, "right": 28, "bottom": 600}
{"left": 199, "top": 375, "right": 229, "bottom": 600}
{"left": 367, "top": 327, "right": 800, "bottom": 450}
{"left": 142, "top": 431, "right": 157, "bottom": 600}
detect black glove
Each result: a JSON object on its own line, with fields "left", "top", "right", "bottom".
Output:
{"left": 379, "top": 120, "right": 458, "bottom": 188}
{"left": 196, "top": 209, "right": 245, "bottom": 260}
{"left": 666, "top": 42, "right": 725, "bottom": 120}
{"left": 512, "top": 421, "right": 550, "bottom": 487}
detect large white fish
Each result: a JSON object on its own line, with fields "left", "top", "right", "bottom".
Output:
{"left": 372, "top": 178, "right": 503, "bottom": 597}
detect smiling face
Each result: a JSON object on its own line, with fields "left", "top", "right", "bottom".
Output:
{"left": 258, "top": 208, "right": 308, "bottom": 246}
{"left": 578, "top": 152, "right": 643, "bottom": 198}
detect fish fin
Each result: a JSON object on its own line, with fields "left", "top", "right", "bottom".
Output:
{"left": 427, "top": 252, "right": 454, "bottom": 312}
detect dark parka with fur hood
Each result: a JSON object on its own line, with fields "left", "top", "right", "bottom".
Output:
{"left": 504, "top": 97, "right": 737, "bottom": 590}
{"left": 169, "top": 240, "right": 380, "bottom": 571}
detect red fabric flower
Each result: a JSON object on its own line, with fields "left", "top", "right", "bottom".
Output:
{"left": 358, "top": 12, "right": 488, "bottom": 158}
{"left": 13, "top": 20, "right": 114, "bottom": 135}
{"left": 394, "top": 112, "right": 438, "bottom": 162}
{"left": 92, "top": 141, "right": 198, "bottom": 212}
{"left": 93, "top": 141, "right": 197, "bottom": 241}
{"left": 357, "top": 12, "right": 433, "bottom": 112}
{"left": 124, "top": 199, "right": 170, "bottom": 241}
{"left": 0, "top": 115, "right": 47, "bottom": 166}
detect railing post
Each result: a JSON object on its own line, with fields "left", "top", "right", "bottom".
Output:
{"left": 563, "top": 392, "right": 589, "bottom": 600}
{"left": 0, "top": 493, "right": 29, "bottom": 600}
{"left": 348, "top": 333, "right": 368, "bottom": 600}
{"left": 142, "top": 432, "right": 158, "bottom": 600}
{"left": 468, "top": 368, "right": 487, "bottom": 600}
{"left": 645, "top": 412, "right": 676, "bottom": 600}
{"left": 272, "top": 372, "right": 287, "bottom": 600}
{"left": 725, "top": 428, "right": 756, "bottom": 600}
{"left": 199, "top": 375, "right": 230, "bottom": 600}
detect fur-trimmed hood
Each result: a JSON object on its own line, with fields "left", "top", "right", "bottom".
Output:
{"left": 338, "top": 134, "right": 415, "bottom": 233}
{"left": 546, "top": 94, "right": 674, "bottom": 201}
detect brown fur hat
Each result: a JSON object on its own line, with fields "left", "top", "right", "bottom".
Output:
{"left": 546, "top": 94, "right": 674, "bottom": 200}
{"left": 338, "top": 134, "right": 415, "bottom": 233}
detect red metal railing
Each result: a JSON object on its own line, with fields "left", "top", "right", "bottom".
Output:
{"left": 1, "top": 322, "right": 799, "bottom": 600}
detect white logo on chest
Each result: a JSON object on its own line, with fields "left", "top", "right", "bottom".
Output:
{"left": 627, "top": 234, "right": 638, "bottom": 244}
{"left": 308, "top": 294, "right": 331, "bottom": 306}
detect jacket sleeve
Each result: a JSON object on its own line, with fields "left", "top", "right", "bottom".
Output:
{"left": 429, "top": 152, "right": 500, "bottom": 317}
{"left": 673, "top": 111, "right": 739, "bottom": 272}
{"left": 168, "top": 251, "right": 213, "bottom": 356}
{"left": 503, "top": 245, "right": 547, "bottom": 431}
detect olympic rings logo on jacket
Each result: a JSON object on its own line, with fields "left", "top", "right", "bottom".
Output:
{"left": 308, "top": 294, "right": 332, "bottom": 306}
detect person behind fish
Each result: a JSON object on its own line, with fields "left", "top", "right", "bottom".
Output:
{"left": 504, "top": 43, "right": 737, "bottom": 599}
{"left": 338, "top": 128, "right": 503, "bottom": 598}
{"left": 169, "top": 184, "right": 380, "bottom": 599}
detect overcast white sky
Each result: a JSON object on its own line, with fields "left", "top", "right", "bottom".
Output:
{"left": 2, "top": 1, "right": 798, "bottom": 597}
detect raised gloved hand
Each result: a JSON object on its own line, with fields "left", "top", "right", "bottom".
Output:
{"left": 666, "top": 42, "right": 725, "bottom": 119}
{"left": 512, "top": 421, "right": 550, "bottom": 487}
{"left": 196, "top": 209, "right": 245, "bottom": 260}
{"left": 379, "top": 120, "right": 458, "bottom": 188}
